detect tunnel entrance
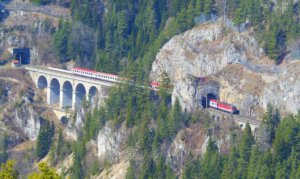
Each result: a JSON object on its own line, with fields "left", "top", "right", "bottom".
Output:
{"left": 88, "top": 86, "right": 98, "bottom": 104}
{"left": 49, "top": 78, "right": 60, "bottom": 105}
{"left": 62, "top": 81, "right": 73, "bottom": 108}
{"left": 75, "top": 83, "right": 86, "bottom": 109}
{"left": 37, "top": 75, "right": 47, "bottom": 89}
{"left": 201, "top": 93, "right": 218, "bottom": 108}
{"left": 13, "top": 48, "right": 30, "bottom": 65}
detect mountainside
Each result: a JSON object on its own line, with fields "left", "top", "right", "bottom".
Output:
{"left": 0, "top": 0, "right": 69, "bottom": 65}
{"left": 1, "top": 0, "right": 300, "bottom": 178}
{"left": 150, "top": 19, "right": 300, "bottom": 118}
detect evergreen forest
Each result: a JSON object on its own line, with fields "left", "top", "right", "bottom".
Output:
{"left": 43, "top": 0, "right": 300, "bottom": 75}
{"left": 2, "top": 0, "right": 300, "bottom": 178}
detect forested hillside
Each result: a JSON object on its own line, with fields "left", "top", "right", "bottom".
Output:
{"left": 46, "top": 0, "right": 300, "bottom": 76}
{"left": 1, "top": 0, "right": 300, "bottom": 178}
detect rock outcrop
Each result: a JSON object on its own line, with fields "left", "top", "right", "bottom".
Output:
{"left": 0, "top": 0, "right": 70, "bottom": 65}
{"left": 150, "top": 19, "right": 300, "bottom": 118}
{"left": 166, "top": 117, "right": 235, "bottom": 173}
{"left": 96, "top": 121, "right": 130, "bottom": 162}
{"left": 0, "top": 68, "right": 55, "bottom": 146}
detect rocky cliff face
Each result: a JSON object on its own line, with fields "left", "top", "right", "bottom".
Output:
{"left": 96, "top": 121, "right": 130, "bottom": 163}
{"left": 150, "top": 19, "right": 300, "bottom": 118}
{"left": 0, "top": 68, "right": 56, "bottom": 146}
{"left": 0, "top": 0, "right": 70, "bottom": 65}
{"left": 166, "top": 116, "right": 235, "bottom": 173}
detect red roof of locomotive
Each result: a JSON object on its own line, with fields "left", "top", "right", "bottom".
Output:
{"left": 12, "top": 60, "right": 20, "bottom": 64}
{"left": 150, "top": 82, "right": 160, "bottom": 87}
{"left": 210, "top": 99, "right": 218, "bottom": 103}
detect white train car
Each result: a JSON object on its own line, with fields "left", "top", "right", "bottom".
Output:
{"left": 70, "top": 67, "right": 161, "bottom": 91}
{"left": 48, "top": 67, "right": 73, "bottom": 74}
{"left": 72, "top": 68, "right": 119, "bottom": 83}
{"left": 150, "top": 82, "right": 160, "bottom": 91}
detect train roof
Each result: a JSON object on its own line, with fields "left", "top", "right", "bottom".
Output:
{"left": 12, "top": 60, "right": 19, "bottom": 64}
{"left": 72, "top": 67, "right": 119, "bottom": 78}
{"left": 150, "top": 82, "right": 160, "bottom": 87}
{"left": 209, "top": 99, "right": 236, "bottom": 106}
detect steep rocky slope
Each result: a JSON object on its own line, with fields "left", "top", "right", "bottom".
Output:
{"left": 0, "top": 68, "right": 60, "bottom": 174}
{"left": 150, "top": 19, "right": 300, "bottom": 118}
{"left": 0, "top": 0, "right": 70, "bottom": 65}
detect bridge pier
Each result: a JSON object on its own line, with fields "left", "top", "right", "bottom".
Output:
{"left": 47, "top": 87, "right": 51, "bottom": 105}
{"left": 25, "top": 65, "right": 114, "bottom": 111}
{"left": 72, "top": 92, "right": 76, "bottom": 111}
{"left": 59, "top": 89, "right": 64, "bottom": 108}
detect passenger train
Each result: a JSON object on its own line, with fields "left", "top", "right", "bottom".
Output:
{"left": 48, "top": 67, "right": 160, "bottom": 91}
{"left": 209, "top": 99, "right": 238, "bottom": 114}
{"left": 72, "top": 67, "right": 120, "bottom": 83}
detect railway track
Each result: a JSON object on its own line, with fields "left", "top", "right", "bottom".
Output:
{"left": 207, "top": 108, "right": 262, "bottom": 127}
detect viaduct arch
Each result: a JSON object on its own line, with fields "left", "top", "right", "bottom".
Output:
{"left": 62, "top": 81, "right": 73, "bottom": 108}
{"left": 30, "top": 66, "right": 113, "bottom": 111}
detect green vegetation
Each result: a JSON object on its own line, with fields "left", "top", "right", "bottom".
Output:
{"left": 53, "top": 0, "right": 216, "bottom": 78}
{"left": 6, "top": 0, "right": 300, "bottom": 178}
{"left": 49, "top": 0, "right": 300, "bottom": 71}
{"left": 0, "top": 160, "right": 18, "bottom": 179}
{"left": 36, "top": 118, "right": 55, "bottom": 159}
{"left": 28, "top": 162, "right": 61, "bottom": 179}
{"left": 181, "top": 113, "right": 300, "bottom": 179}
{"left": 0, "top": 134, "right": 8, "bottom": 164}
{"left": 230, "top": 0, "right": 300, "bottom": 64}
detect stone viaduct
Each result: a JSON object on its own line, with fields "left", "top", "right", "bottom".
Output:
{"left": 25, "top": 65, "right": 114, "bottom": 110}
{"left": 24, "top": 65, "right": 262, "bottom": 129}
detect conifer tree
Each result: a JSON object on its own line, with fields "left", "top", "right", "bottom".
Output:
{"left": 203, "top": 0, "right": 214, "bottom": 15}
{"left": 237, "top": 123, "right": 254, "bottom": 178}
{"left": 201, "top": 137, "right": 222, "bottom": 179}
{"left": 247, "top": 145, "right": 261, "bottom": 179}
{"left": 222, "top": 146, "right": 239, "bottom": 178}
{"left": 36, "top": 119, "right": 55, "bottom": 159}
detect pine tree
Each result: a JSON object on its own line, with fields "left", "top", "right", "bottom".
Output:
{"left": 237, "top": 123, "right": 254, "bottom": 178}
{"left": 257, "top": 150, "right": 274, "bottom": 179}
{"left": 126, "top": 98, "right": 134, "bottom": 127}
{"left": 36, "top": 119, "right": 55, "bottom": 159}
{"left": 71, "top": 141, "right": 85, "bottom": 179}
{"left": 247, "top": 145, "right": 261, "bottom": 179}
{"left": 203, "top": 0, "right": 214, "bottom": 15}
{"left": 53, "top": 20, "right": 71, "bottom": 62}
{"left": 263, "top": 104, "right": 280, "bottom": 144}
{"left": 222, "top": 146, "right": 239, "bottom": 178}
{"left": 195, "top": 0, "right": 204, "bottom": 16}
{"left": 201, "top": 137, "right": 222, "bottom": 179}
{"left": 0, "top": 134, "right": 8, "bottom": 164}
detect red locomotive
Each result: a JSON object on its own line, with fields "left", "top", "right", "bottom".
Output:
{"left": 209, "top": 99, "right": 237, "bottom": 114}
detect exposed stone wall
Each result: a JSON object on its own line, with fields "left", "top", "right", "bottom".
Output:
{"left": 150, "top": 18, "right": 300, "bottom": 118}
